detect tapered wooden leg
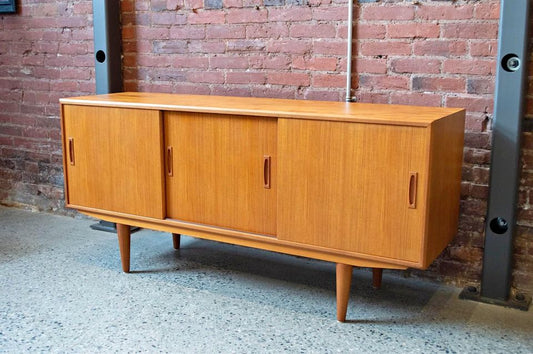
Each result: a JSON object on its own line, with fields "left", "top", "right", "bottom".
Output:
{"left": 372, "top": 268, "right": 383, "bottom": 289}
{"left": 336, "top": 263, "right": 353, "bottom": 322}
{"left": 172, "top": 233, "right": 181, "bottom": 249}
{"left": 116, "top": 224, "right": 131, "bottom": 273}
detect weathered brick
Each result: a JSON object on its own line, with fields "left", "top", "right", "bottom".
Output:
{"left": 204, "top": 0, "right": 223, "bottom": 9}
{"left": 206, "top": 25, "right": 246, "bottom": 39}
{"left": 290, "top": 24, "right": 336, "bottom": 38}
{"left": 223, "top": 0, "right": 243, "bottom": 8}
{"left": 463, "top": 132, "right": 492, "bottom": 150}
{"left": 153, "top": 40, "right": 188, "bottom": 54}
{"left": 413, "top": 40, "right": 467, "bottom": 57}
{"left": 390, "top": 92, "right": 442, "bottom": 107}
{"left": 267, "top": 39, "right": 312, "bottom": 55}
{"left": 141, "top": 68, "right": 187, "bottom": 82}
{"left": 227, "top": 8, "right": 268, "bottom": 24}
{"left": 187, "top": 10, "right": 225, "bottom": 24}
{"left": 59, "top": 68, "right": 92, "bottom": 80}
{"left": 226, "top": 72, "right": 266, "bottom": 84}
{"left": 212, "top": 86, "right": 252, "bottom": 97}
{"left": 391, "top": 58, "right": 441, "bottom": 74}
{"left": 447, "top": 96, "right": 494, "bottom": 114}
{"left": 412, "top": 76, "right": 466, "bottom": 93}
{"left": 474, "top": 2, "right": 500, "bottom": 20}
{"left": 267, "top": 72, "right": 310, "bottom": 86}
{"left": 170, "top": 26, "right": 205, "bottom": 39}
{"left": 360, "top": 41, "right": 411, "bottom": 56}
{"left": 387, "top": 23, "right": 440, "bottom": 39}
{"left": 360, "top": 75, "right": 410, "bottom": 90}
{"left": 416, "top": 4, "right": 474, "bottom": 20}
{"left": 464, "top": 114, "right": 490, "bottom": 132}
{"left": 362, "top": 5, "right": 415, "bottom": 21}
{"left": 312, "top": 74, "right": 345, "bottom": 88}
{"left": 136, "top": 26, "right": 170, "bottom": 40}
{"left": 467, "top": 78, "right": 495, "bottom": 95}
{"left": 246, "top": 24, "right": 289, "bottom": 39}
{"left": 448, "top": 246, "right": 483, "bottom": 263}
{"left": 443, "top": 23, "right": 499, "bottom": 40}
{"left": 251, "top": 85, "right": 298, "bottom": 99}
{"left": 313, "top": 40, "right": 345, "bottom": 55}
{"left": 304, "top": 89, "right": 341, "bottom": 102}
{"left": 312, "top": 6, "right": 346, "bottom": 21}
{"left": 470, "top": 40, "right": 498, "bottom": 57}
{"left": 187, "top": 71, "right": 225, "bottom": 84}
{"left": 355, "top": 23, "right": 386, "bottom": 39}
{"left": 121, "top": 0, "right": 135, "bottom": 12}
{"left": 188, "top": 41, "right": 226, "bottom": 53}
{"left": 292, "top": 57, "right": 337, "bottom": 71}
{"left": 153, "top": 13, "right": 182, "bottom": 25}
{"left": 443, "top": 59, "right": 495, "bottom": 76}
{"left": 151, "top": 0, "right": 168, "bottom": 11}
{"left": 268, "top": 7, "right": 312, "bottom": 22}
{"left": 209, "top": 56, "right": 249, "bottom": 69}
{"left": 460, "top": 198, "right": 488, "bottom": 217}
{"left": 261, "top": 55, "right": 291, "bottom": 70}
{"left": 227, "top": 40, "right": 266, "bottom": 52}
{"left": 263, "top": 0, "right": 284, "bottom": 6}
{"left": 354, "top": 58, "right": 387, "bottom": 74}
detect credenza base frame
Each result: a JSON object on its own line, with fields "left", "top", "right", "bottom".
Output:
{"left": 83, "top": 209, "right": 408, "bottom": 322}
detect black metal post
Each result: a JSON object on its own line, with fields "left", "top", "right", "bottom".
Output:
{"left": 93, "top": 0, "right": 123, "bottom": 94}
{"left": 459, "top": 0, "right": 531, "bottom": 310}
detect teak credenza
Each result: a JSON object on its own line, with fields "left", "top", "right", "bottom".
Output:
{"left": 60, "top": 92, "right": 465, "bottom": 322}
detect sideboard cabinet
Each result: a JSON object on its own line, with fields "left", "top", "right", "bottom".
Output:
{"left": 60, "top": 92, "right": 465, "bottom": 321}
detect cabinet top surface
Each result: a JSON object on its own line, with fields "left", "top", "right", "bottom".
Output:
{"left": 60, "top": 92, "right": 465, "bottom": 126}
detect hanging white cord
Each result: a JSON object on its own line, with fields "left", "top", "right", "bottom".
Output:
{"left": 345, "top": 0, "right": 354, "bottom": 102}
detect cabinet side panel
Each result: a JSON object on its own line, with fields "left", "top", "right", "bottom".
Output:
{"left": 165, "top": 112, "right": 277, "bottom": 235}
{"left": 63, "top": 105, "right": 165, "bottom": 218}
{"left": 423, "top": 111, "right": 465, "bottom": 268}
{"left": 278, "top": 119, "right": 428, "bottom": 263}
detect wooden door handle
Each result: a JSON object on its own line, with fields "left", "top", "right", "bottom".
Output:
{"left": 167, "top": 146, "right": 173, "bottom": 177}
{"left": 68, "top": 137, "right": 75, "bottom": 166}
{"left": 409, "top": 172, "right": 418, "bottom": 209}
{"left": 263, "top": 155, "right": 271, "bottom": 189}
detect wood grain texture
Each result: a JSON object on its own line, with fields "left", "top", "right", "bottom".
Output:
{"left": 277, "top": 119, "right": 430, "bottom": 264}
{"left": 336, "top": 263, "right": 353, "bottom": 322}
{"left": 62, "top": 105, "right": 165, "bottom": 218}
{"left": 60, "top": 92, "right": 465, "bottom": 127}
{"left": 165, "top": 112, "right": 277, "bottom": 235}
{"left": 422, "top": 111, "right": 465, "bottom": 268}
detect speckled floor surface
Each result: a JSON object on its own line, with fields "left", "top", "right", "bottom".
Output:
{"left": 1, "top": 206, "right": 532, "bottom": 353}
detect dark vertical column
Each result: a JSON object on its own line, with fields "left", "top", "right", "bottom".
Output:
{"left": 481, "top": 0, "right": 530, "bottom": 301}
{"left": 93, "top": 0, "right": 123, "bottom": 94}
{"left": 461, "top": 0, "right": 531, "bottom": 310}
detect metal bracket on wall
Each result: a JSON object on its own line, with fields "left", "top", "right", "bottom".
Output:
{"left": 459, "top": 0, "right": 531, "bottom": 311}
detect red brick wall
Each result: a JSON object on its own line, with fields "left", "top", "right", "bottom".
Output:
{"left": 1, "top": 0, "right": 532, "bottom": 294}
{"left": 0, "top": 2, "right": 95, "bottom": 211}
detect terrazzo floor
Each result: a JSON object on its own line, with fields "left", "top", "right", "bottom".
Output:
{"left": 1, "top": 205, "right": 532, "bottom": 353}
